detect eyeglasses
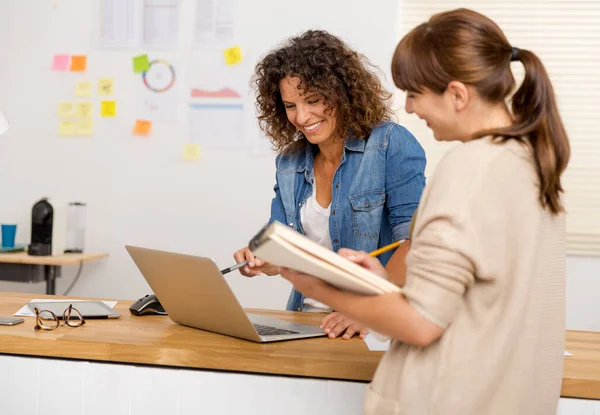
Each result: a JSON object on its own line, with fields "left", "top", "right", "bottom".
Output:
{"left": 33, "top": 304, "right": 86, "bottom": 331}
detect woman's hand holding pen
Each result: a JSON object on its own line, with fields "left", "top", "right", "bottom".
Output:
{"left": 233, "top": 247, "right": 280, "bottom": 277}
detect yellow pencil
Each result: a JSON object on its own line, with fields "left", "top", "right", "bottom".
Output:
{"left": 368, "top": 239, "right": 407, "bottom": 257}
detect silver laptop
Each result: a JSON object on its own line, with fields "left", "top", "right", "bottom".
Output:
{"left": 125, "top": 245, "right": 325, "bottom": 343}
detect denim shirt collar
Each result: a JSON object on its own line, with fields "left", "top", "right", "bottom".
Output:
{"left": 295, "top": 137, "right": 366, "bottom": 173}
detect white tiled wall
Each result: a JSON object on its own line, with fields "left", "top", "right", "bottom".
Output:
{"left": 0, "top": 354, "right": 597, "bottom": 415}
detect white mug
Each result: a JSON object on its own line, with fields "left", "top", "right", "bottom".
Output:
{"left": 0, "top": 110, "right": 10, "bottom": 137}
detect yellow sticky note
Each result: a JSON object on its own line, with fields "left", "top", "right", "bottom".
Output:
{"left": 100, "top": 101, "right": 116, "bottom": 117}
{"left": 133, "top": 119, "right": 152, "bottom": 135}
{"left": 223, "top": 46, "right": 243, "bottom": 66}
{"left": 70, "top": 55, "right": 87, "bottom": 72}
{"left": 76, "top": 102, "right": 93, "bottom": 119}
{"left": 183, "top": 143, "right": 201, "bottom": 161}
{"left": 74, "top": 81, "right": 93, "bottom": 97}
{"left": 76, "top": 119, "right": 93, "bottom": 136}
{"left": 58, "top": 102, "right": 74, "bottom": 118}
{"left": 98, "top": 78, "right": 114, "bottom": 96}
{"left": 58, "top": 120, "right": 76, "bottom": 136}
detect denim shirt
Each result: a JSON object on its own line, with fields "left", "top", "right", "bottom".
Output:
{"left": 268, "top": 121, "right": 426, "bottom": 311}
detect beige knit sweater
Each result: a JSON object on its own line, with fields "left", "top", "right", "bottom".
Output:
{"left": 364, "top": 137, "right": 565, "bottom": 415}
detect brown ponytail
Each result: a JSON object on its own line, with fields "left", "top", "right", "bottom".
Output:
{"left": 493, "top": 49, "right": 570, "bottom": 214}
{"left": 392, "top": 8, "right": 570, "bottom": 214}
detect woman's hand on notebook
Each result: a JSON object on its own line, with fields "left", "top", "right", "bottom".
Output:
{"left": 338, "top": 249, "right": 388, "bottom": 278}
{"left": 320, "top": 312, "right": 368, "bottom": 340}
{"left": 233, "top": 247, "right": 280, "bottom": 277}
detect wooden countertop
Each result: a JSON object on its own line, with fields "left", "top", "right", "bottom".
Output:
{"left": 0, "top": 292, "right": 598, "bottom": 399}
{"left": 0, "top": 252, "right": 108, "bottom": 266}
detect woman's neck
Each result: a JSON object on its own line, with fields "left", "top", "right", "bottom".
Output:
{"left": 316, "top": 138, "right": 344, "bottom": 166}
{"left": 464, "top": 101, "right": 513, "bottom": 141}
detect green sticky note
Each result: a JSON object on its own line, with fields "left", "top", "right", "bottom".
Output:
{"left": 132, "top": 54, "right": 150, "bottom": 73}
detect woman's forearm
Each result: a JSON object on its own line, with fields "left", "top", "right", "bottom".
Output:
{"left": 384, "top": 241, "right": 410, "bottom": 287}
{"left": 317, "top": 287, "right": 443, "bottom": 346}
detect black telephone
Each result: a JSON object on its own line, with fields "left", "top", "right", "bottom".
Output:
{"left": 129, "top": 294, "right": 167, "bottom": 316}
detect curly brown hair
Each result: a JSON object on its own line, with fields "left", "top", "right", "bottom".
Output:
{"left": 253, "top": 30, "right": 394, "bottom": 154}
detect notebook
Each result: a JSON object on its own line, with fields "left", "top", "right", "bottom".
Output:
{"left": 248, "top": 221, "right": 401, "bottom": 295}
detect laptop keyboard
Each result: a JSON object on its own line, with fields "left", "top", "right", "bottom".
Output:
{"left": 253, "top": 323, "right": 299, "bottom": 336}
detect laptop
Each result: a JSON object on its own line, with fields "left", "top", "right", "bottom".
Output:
{"left": 125, "top": 245, "right": 325, "bottom": 343}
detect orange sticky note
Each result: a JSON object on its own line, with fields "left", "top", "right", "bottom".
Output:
{"left": 133, "top": 120, "right": 152, "bottom": 135}
{"left": 183, "top": 144, "right": 200, "bottom": 161}
{"left": 70, "top": 55, "right": 87, "bottom": 72}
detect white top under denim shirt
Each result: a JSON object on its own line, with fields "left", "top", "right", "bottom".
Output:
{"left": 299, "top": 179, "right": 333, "bottom": 312}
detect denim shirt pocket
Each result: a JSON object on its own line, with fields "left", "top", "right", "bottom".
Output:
{"left": 349, "top": 190, "right": 385, "bottom": 239}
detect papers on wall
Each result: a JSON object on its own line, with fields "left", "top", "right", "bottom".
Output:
{"left": 135, "top": 56, "right": 179, "bottom": 122}
{"left": 189, "top": 101, "right": 245, "bottom": 149}
{"left": 142, "top": 0, "right": 181, "bottom": 49}
{"left": 96, "top": 0, "right": 137, "bottom": 48}
{"left": 193, "top": 0, "right": 237, "bottom": 47}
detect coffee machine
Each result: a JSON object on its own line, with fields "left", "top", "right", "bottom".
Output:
{"left": 28, "top": 198, "right": 67, "bottom": 256}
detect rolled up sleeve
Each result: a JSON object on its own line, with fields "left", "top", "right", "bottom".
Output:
{"left": 403, "top": 222, "right": 477, "bottom": 328}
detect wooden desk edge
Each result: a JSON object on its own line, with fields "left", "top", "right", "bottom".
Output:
{"left": 0, "top": 252, "right": 109, "bottom": 266}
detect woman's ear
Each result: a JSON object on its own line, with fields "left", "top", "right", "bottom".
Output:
{"left": 446, "top": 81, "right": 469, "bottom": 112}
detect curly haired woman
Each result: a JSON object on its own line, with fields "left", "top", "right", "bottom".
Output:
{"left": 233, "top": 30, "right": 426, "bottom": 340}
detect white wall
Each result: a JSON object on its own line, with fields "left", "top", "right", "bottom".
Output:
{"left": 0, "top": 0, "right": 399, "bottom": 310}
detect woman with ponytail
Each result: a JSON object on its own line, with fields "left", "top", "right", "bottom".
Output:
{"left": 280, "top": 8, "right": 570, "bottom": 414}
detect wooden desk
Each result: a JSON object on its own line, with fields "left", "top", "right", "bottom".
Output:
{"left": 0, "top": 252, "right": 108, "bottom": 294}
{"left": 0, "top": 292, "right": 379, "bottom": 381}
{"left": 0, "top": 292, "right": 599, "bottom": 414}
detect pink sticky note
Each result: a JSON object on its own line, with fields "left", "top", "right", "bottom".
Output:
{"left": 52, "top": 54, "right": 70, "bottom": 71}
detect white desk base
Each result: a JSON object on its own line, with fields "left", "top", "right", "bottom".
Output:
{"left": 0, "top": 354, "right": 594, "bottom": 415}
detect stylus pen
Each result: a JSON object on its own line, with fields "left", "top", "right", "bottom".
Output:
{"left": 220, "top": 260, "right": 248, "bottom": 275}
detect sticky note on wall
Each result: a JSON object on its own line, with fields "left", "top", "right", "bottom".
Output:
{"left": 70, "top": 55, "right": 87, "bottom": 72}
{"left": 133, "top": 120, "right": 152, "bottom": 135}
{"left": 100, "top": 101, "right": 116, "bottom": 117}
{"left": 58, "top": 120, "right": 76, "bottom": 136}
{"left": 58, "top": 102, "right": 74, "bottom": 117}
{"left": 74, "top": 81, "right": 93, "bottom": 97}
{"left": 76, "top": 120, "right": 93, "bottom": 136}
{"left": 223, "top": 46, "right": 242, "bottom": 66}
{"left": 52, "top": 54, "right": 70, "bottom": 71}
{"left": 132, "top": 54, "right": 150, "bottom": 73}
{"left": 76, "top": 102, "right": 93, "bottom": 119}
{"left": 98, "top": 78, "right": 114, "bottom": 96}
{"left": 183, "top": 143, "right": 200, "bottom": 161}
